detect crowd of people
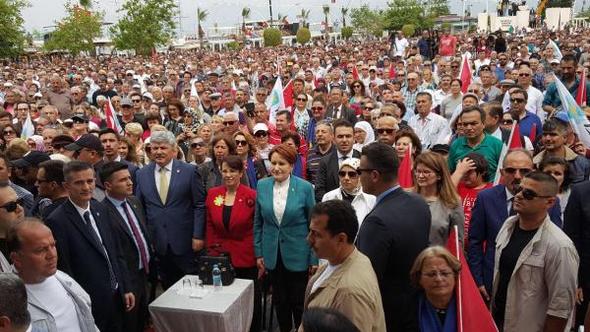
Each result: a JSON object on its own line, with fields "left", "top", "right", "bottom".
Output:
{"left": 0, "top": 22, "right": 590, "bottom": 332}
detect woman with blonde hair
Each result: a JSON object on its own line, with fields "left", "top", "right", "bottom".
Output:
{"left": 414, "top": 151, "right": 464, "bottom": 246}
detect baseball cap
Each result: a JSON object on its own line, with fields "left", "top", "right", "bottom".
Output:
{"left": 142, "top": 92, "right": 154, "bottom": 101}
{"left": 550, "top": 59, "right": 560, "bottom": 64}
{"left": 500, "top": 79, "right": 515, "bottom": 86}
{"left": 51, "top": 135, "right": 75, "bottom": 149}
{"left": 11, "top": 151, "right": 50, "bottom": 168}
{"left": 253, "top": 123, "right": 269, "bottom": 134}
{"left": 65, "top": 134, "right": 104, "bottom": 152}
{"left": 121, "top": 98, "right": 133, "bottom": 107}
{"left": 71, "top": 114, "right": 89, "bottom": 123}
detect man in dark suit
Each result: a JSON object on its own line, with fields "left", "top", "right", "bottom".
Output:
{"left": 100, "top": 161, "right": 152, "bottom": 332}
{"left": 315, "top": 119, "right": 360, "bottom": 201}
{"left": 467, "top": 149, "right": 562, "bottom": 301}
{"left": 135, "top": 130, "right": 206, "bottom": 289}
{"left": 565, "top": 181, "right": 590, "bottom": 327}
{"left": 356, "top": 142, "right": 431, "bottom": 332}
{"left": 325, "top": 87, "right": 357, "bottom": 124}
{"left": 98, "top": 128, "right": 139, "bottom": 180}
{"left": 45, "top": 161, "right": 135, "bottom": 332}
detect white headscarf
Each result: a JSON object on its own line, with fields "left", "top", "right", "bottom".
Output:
{"left": 354, "top": 121, "right": 375, "bottom": 146}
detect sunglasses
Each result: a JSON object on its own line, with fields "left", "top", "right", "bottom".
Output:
{"left": 501, "top": 120, "right": 513, "bottom": 125}
{"left": 235, "top": 139, "right": 248, "bottom": 146}
{"left": 503, "top": 167, "right": 532, "bottom": 175}
{"left": 467, "top": 89, "right": 480, "bottom": 93}
{"left": 451, "top": 66, "right": 459, "bottom": 69}
{"left": 191, "top": 142, "right": 204, "bottom": 148}
{"left": 353, "top": 85, "right": 361, "bottom": 88}
{"left": 518, "top": 73, "right": 530, "bottom": 77}
{"left": 311, "top": 107, "right": 324, "bottom": 111}
{"left": 254, "top": 132, "right": 268, "bottom": 138}
{"left": 0, "top": 198, "right": 22, "bottom": 213}
{"left": 223, "top": 121, "right": 236, "bottom": 126}
{"left": 364, "top": 106, "right": 374, "bottom": 110}
{"left": 3, "top": 130, "right": 15, "bottom": 135}
{"left": 338, "top": 170, "right": 360, "bottom": 178}
{"left": 297, "top": 98, "right": 307, "bottom": 102}
{"left": 132, "top": 99, "right": 141, "bottom": 103}
{"left": 510, "top": 98, "right": 526, "bottom": 104}
{"left": 377, "top": 128, "right": 395, "bottom": 134}
{"left": 514, "top": 185, "right": 552, "bottom": 200}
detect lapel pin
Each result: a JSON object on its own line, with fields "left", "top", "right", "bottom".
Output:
{"left": 176, "top": 169, "right": 180, "bottom": 173}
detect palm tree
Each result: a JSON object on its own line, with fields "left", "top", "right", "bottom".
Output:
{"left": 341, "top": 7, "right": 348, "bottom": 27}
{"left": 196, "top": 8, "right": 208, "bottom": 49}
{"left": 323, "top": 5, "right": 330, "bottom": 40}
{"left": 299, "top": 9, "right": 310, "bottom": 27}
{"left": 241, "top": 7, "right": 251, "bottom": 34}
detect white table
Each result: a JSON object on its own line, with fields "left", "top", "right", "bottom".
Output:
{"left": 149, "top": 277, "right": 254, "bottom": 332}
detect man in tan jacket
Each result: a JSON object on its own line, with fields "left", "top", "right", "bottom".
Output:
{"left": 300, "top": 200, "right": 386, "bottom": 332}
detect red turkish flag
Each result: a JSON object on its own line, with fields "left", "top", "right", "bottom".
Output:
{"left": 459, "top": 55, "right": 472, "bottom": 94}
{"left": 398, "top": 145, "right": 413, "bottom": 188}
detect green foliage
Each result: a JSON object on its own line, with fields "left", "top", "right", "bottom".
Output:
{"left": 427, "top": 0, "right": 450, "bottom": 18}
{"left": 576, "top": 9, "right": 590, "bottom": 17}
{"left": 546, "top": 0, "right": 573, "bottom": 8}
{"left": 441, "top": 22, "right": 452, "bottom": 31}
{"left": 299, "top": 9, "right": 310, "bottom": 27}
{"left": 263, "top": 28, "right": 282, "bottom": 47}
{"left": 0, "top": 0, "right": 27, "bottom": 58}
{"left": 350, "top": 5, "right": 386, "bottom": 37}
{"left": 383, "top": 0, "right": 433, "bottom": 31}
{"left": 401, "top": 24, "right": 415, "bottom": 37}
{"left": 341, "top": 26, "right": 353, "bottom": 39}
{"left": 227, "top": 41, "right": 240, "bottom": 50}
{"left": 241, "top": 7, "right": 250, "bottom": 32}
{"left": 44, "top": 4, "right": 103, "bottom": 56}
{"left": 110, "top": 0, "right": 177, "bottom": 56}
{"left": 296, "top": 27, "right": 311, "bottom": 44}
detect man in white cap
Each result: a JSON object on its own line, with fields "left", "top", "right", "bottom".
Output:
{"left": 253, "top": 123, "right": 274, "bottom": 173}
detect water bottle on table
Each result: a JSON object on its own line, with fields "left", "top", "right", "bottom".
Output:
{"left": 212, "top": 264, "right": 222, "bottom": 290}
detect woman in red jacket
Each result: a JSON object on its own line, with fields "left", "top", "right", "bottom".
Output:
{"left": 205, "top": 154, "right": 261, "bottom": 331}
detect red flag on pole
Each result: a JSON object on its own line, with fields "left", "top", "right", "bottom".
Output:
{"left": 352, "top": 65, "right": 359, "bottom": 80}
{"left": 459, "top": 55, "right": 472, "bottom": 94}
{"left": 398, "top": 145, "right": 413, "bottom": 188}
{"left": 283, "top": 79, "right": 294, "bottom": 108}
{"left": 446, "top": 226, "right": 498, "bottom": 332}
{"left": 105, "top": 97, "right": 123, "bottom": 135}
{"left": 529, "top": 123, "right": 537, "bottom": 142}
{"left": 493, "top": 121, "right": 523, "bottom": 185}
{"left": 576, "top": 68, "right": 587, "bottom": 107}
{"left": 388, "top": 64, "right": 396, "bottom": 80}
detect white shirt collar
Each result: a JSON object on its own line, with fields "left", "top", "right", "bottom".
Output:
{"left": 274, "top": 175, "right": 291, "bottom": 188}
{"left": 337, "top": 150, "right": 353, "bottom": 160}
{"left": 156, "top": 159, "right": 174, "bottom": 172}
{"left": 505, "top": 187, "right": 514, "bottom": 202}
{"left": 69, "top": 198, "right": 90, "bottom": 214}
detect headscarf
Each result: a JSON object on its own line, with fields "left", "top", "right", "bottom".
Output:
{"left": 27, "top": 135, "right": 46, "bottom": 152}
{"left": 339, "top": 158, "right": 362, "bottom": 197}
{"left": 354, "top": 121, "right": 375, "bottom": 146}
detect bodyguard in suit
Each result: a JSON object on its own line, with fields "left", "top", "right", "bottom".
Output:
{"left": 45, "top": 161, "right": 135, "bottom": 332}
{"left": 135, "top": 130, "right": 206, "bottom": 289}
{"left": 356, "top": 142, "right": 432, "bottom": 332}
{"left": 100, "top": 161, "right": 152, "bottom": 332}
{"left": 467, "top": 149, "right": 562, "bottom": 301}
{"left": 565, "top": 181, "right": 590, "bottom": 327}
{"left": 315, "top": 119, "right": 360, "bottom": 201}
{"left": 325, "top": 87, "right": 357, "bottom": 124}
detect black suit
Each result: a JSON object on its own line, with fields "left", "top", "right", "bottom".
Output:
{"left": 325, "top": 104, "right": 357, "bottom": 124}
{"left": 356, "top": 188, "right": 431, "bottom": 332}
{"left": 45, "top": 199, "right": 129, "bottom": 332}
{"left": 102, "top": 196, "right": 152, "bottom": 332}
{"left": 565, "top": 181, "right": 590, "bottom": 327}
{"left": 314, "top": 150, "right": 360, "bottom": 202}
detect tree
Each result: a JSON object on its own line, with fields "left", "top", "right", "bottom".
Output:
{"left": 383, "top": 0, "right": 433, "bottom": 31}
{"left": 197, "top": 8, "right": 208, "bottom": 49}
{"left": 0, "top": 0, "right": 28, "bottom": 58}
{"left": 241, "top": 7, "right": 250, "bottom": 34}
{"left": 426, "top": 0, "right": 450, "bottom": 18}
{"left": 299, "top": 9, "right": 310, "bottom": 27}
{"left": 44, "top": 4, "right": 103, "bottom": 56}
{"left": 110, "top": 0, "right": 177, "bottom": 56}
{"left": 79, "top": 0, "right": 91, "bottom": 8}
{"left": 323, "top": 5, "right": 330, "bottom": 40}
{"left": 350, "top": 5, "right": 386, "bottom": 37}
{"left": 263, "top": 28, "right": 282, "bottom": 47}
{"left": 296, "top": 27, "right": 311, "bottom": 45}
{"left": 401, "top": 24, "right": 415, "bottom": 37}
{"left": 341, "top": 26, "right": 353, "bottom": 39}
{"left": 341, "top": 7, "right": 349, "bottom": 27}
{"left": 546, "top": 0, "right": 573, "bottom": 8}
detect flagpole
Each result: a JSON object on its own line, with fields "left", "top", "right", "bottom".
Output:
{"left": 454, "top": 225, "right": 464, "bottom": 332}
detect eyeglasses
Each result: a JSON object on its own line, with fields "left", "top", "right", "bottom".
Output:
{"left": 353, "top": 85, "right": 361, "bottom": 88}
{"left": 3, "top": 130, "right": 15, "bottom": 135}
{"left": 0, "top": 198, "right": 22, "bottom": 213}
{"left": 311, "top": 106, "right": 324, "bottom": 111}
{"left": 503, "top": 167, "right": 532, "bottom": 175}
{"left": 467, "top": 89, "right": 480, "bottom": 93}
{"left": 377, "top": 128, "right": 395, "bottom": 134}
{"left": 235, "top": 139, "right": 248, "bottom": 146}
{"left": 514, "top": 185, "right": 552, "bottom": 200}
{"left": 223, "top": 121, "right": 236, "bottom": 126}
{"left": 338, "top": 170, "right": 360, "bottom": 178}
{"left": 364, "top": 106, "right": 374, "bottom": 110}
{"left": 451, "top": 66, "right": 459, "bottom": 69}
{"left": 421, "top": 270, "right": 455, "bottom": 279}
{"left": 254, "top": 132, "right": 268, "bottom": 138}
{"left": 191, "top": 142, "right": 204, "bottom": 148}
{"left": 510, "top": 98, "right": 526, "bottom": 104}
{"left": 297, "top": 98, "right": 307, "bottom": 102}
{"left": 518, "top": 73, "right": 531, "bottom": 77}
{"left": 132, "top": 99, "right": 141, "bottom": 103}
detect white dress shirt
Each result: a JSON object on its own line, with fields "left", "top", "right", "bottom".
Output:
{"left": 336, "top": 150, "right": 354, "bottom": 168}
{"left": 408, "top": 112, "right": 451, "bottom": 149}
{"left": 273, "top": 176, "right": 290, "bottom": 224}
{"left": 526, "top": 85, "right": 545, "bottom": 121}
{"left": 70, "top": 199, "right": 103, "bottom": 244}
{"left": 321, "top": 188, "right": 376, "bottom": 226}
{"left": 154, "top": 159, "right": 173, "bottom": 194}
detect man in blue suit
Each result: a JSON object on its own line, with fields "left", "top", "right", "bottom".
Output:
{"left": 45, "top": 161, "right": 135, "bottom": 332}
{"left": 135, "top": 131, "right": 206, "bottom": 289}
{"left": 468, "top": 149, "right": 562, "bottom": 301}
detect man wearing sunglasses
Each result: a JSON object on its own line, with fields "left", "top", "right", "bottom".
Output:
{"left": 467, "top": 149, "right": 562, "bottom": 303}
{"left": 508, "top": 88, "right": 543, "bottom": 139}
{"left": 516, "top": 66, "right": 544, "bottom": 119}
{"left": 0, "top": 184, "right": 25, "bottom": 272}
{"left": 491, "top": 171, "right": 578, "bottom": 332}
{"left": 0, "top": 154, "right": 34, "bottom": 217}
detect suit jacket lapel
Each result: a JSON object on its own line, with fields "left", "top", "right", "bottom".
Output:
{"left": 281, "top": 176, "right": 297, "bottom": 226}
{"left": 328, "top": 153, "right": 339, "bottom": 187}
{"left": 166, "top": 160, "right": 181, "bottom": 205}
{"left": 145, "top": 163, "right": 161, "bottom": 206}
{"left": 268, "top": 179, "right": 280, "bottom": 226}
{"left": 104, "top": 199, "right": 134, "bottom": 240}
{"left": 64, "top": 201, "right": 107, "bottom": 259}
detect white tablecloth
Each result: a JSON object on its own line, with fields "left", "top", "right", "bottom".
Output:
{"left": 149, "top": 277, "right": 254, "bottom": 332}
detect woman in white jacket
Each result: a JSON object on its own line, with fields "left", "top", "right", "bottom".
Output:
{"left": 321, "top": 158, "right": 376, "bottom": 227}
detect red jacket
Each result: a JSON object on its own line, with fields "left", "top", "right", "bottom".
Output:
{"left": 205, "top": 184, "right": 257, "bottom": 268}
